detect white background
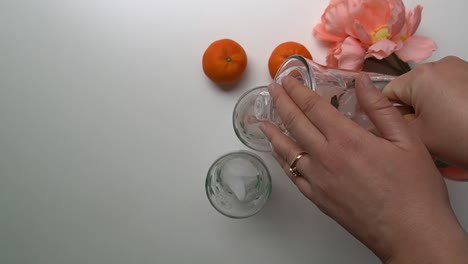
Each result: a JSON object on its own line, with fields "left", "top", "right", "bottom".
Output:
{"left": 1, "top": 0, "right": 467, "bottom": 263}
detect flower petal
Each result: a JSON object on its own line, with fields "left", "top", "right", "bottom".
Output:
{"left": 335, "top": 37, "right": 366, "bottom": 70}
{"left": 346, "top": 0, "right": 363, "bottom": 13}
{"left": 322, "top": 0, "right": 354, "bottom": 39}
{"left": 314, "top": 23, "right": 347, "bottom": 42}
{"left": 314, "top": 0, "right": 364, "bottom": 42}
{"left": 367, "top": 39, "right": 398, "bottom": 59}
{"left": 326, "top": 43, "right": 341, "bottom": 67}
{"left": 388, "top": 0, "right": 406, "bottom": 36}
{"left": 339, "top": 53, "right": 366, "bottom": 71}
{"left": 353, "top": 0, "right": 391, "bottom": 33}
{"left": 405, "top": 5, "right": 423, "bottom": 36}
{"left": 354, "top": 21, "right": 373, "bottom": 44}
{"left": 329, "top": 0, "right": 344, "bottom": 5}
{"left": 395, "top": 36, "right": 437, "bottom": 62}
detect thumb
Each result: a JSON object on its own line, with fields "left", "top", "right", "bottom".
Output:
{"left": 356, "top": 73, "right": 410, "bottom": 142}
{"left": 381, "top": 71, "right": 415, "bottom": 107}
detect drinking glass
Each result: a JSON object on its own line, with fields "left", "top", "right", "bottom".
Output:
{"left": 205, "top": 151, "right": 272, "bottom": 218}
{"left": 233, "top": 86, "right": 272, "bottom": 152}
{"left": 233, "top": 55, "right": 396, "bottom": 152}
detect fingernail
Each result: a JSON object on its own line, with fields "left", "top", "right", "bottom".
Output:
{"left": 259, "top": 122, "right": 266, "bottom": 132}
{"left": 281, "top": 75, "right": 292, "bottom": 87}
{"left": 359, "top": 73, "right": 373, "bottom": 89}
{"left": 268, "top": 83, "right": 276, "bottom": 94}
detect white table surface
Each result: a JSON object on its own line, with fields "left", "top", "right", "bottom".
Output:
{"left": 1, "top": 0, "right": 467, "bottom": 263}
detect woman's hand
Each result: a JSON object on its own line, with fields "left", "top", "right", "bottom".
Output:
{"left": 383, "top": 56, "right": 468, "bottom": 180}
{"left": 260, "top": 74, "right": 468, "bottom": 263}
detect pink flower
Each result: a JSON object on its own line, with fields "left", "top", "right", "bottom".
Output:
{"left": 352, "top": 0, "right": 406, "bottom": 45}
{"left": 314, "top": 0, "right": 437, "bottom": 70}
{"left": 393, "top": 6, "right": 437, "bottom": 62}
{"left": 327, "top": 37, "right": 366, "bottom": 70}
{"left": 314, "top": 0, "right": 362, "bottom": 43}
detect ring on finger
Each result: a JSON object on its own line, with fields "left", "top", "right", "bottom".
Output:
{"left": 289, "top": 151, "right": 309, "bottom": 177}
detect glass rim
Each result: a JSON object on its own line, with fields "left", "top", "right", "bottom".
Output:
{"left": 275, "top": 55, "right": 316, "bottom": 91}
{"left": 205, "top": 150, "right": 272, "bottom": 219}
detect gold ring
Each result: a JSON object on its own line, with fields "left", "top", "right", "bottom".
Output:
{"left": 289, "top": 151, "right": 308, "bottom": 177}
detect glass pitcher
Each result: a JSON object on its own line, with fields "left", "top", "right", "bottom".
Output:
{"left": 233, "top": 55, "right": 396, "bottom": 152}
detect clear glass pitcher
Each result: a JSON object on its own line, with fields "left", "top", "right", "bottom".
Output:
{"left": 255, "top": 55, "right": 396, "bottom": 129}
{"left": 233, "top": 55, "right": 396, "bottom": 152}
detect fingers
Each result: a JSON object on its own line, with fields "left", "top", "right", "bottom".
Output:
{"left": 355, "top": 73, "right": 412, "bottom": 143}
{"left": 368, "top": 112, "right": 414, "bottom": 136}
{"left": 403, "top": 114, "right": 416, "bottom": 123}
{"left": 279, "top": 76, "right": 356, "bottom": 138}
{"left": 394, "top": 105, "right": 415, "bottom": 116}
{"left": 260, "top": 122, "right": 312, "bottom": 179}
{"left": 260, "top": 121, "right": 309, "bottom": 169}
{"left": 271, "top": 151, "right": 316, "bottom": 197}
{"left": 262, "top": 121, "right": 317, "bottom": 199}
{"left": 382, "top": 69, "right": 417, "bottom": 106}
{"left": 268, "top": 82, "right": 326, "bottom": 147}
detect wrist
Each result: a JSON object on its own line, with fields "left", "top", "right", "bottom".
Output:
{"left": 386, "top": 233, "right": 468, "bottom": 264}
{"left": 384, "top": 210, "right": 468, "bottom": 264}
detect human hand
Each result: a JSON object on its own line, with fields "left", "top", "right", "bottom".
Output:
{"left": 383, "top": 56, "right": 468, "bottom": 180}
{"left": 260, "top": 74, "right": 468, "bottom": 263}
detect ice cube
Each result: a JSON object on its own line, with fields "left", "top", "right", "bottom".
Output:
{"left": 222, "top": 158, "right": 258, "bottom": 201}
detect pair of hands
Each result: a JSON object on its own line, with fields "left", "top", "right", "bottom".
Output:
{"left": 260, "top": 56, "right": 468, "bottom": 263}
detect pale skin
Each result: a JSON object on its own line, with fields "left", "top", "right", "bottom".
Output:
{"left": 383, "top": 56, "right": 468, "bottom": 172}
{"left": 259, "top": 56, "right": 468, "bottom": 263}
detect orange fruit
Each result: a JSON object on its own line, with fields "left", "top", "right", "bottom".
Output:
{"left": 202, "top": 39, "right": 247, "bottom": 87}
{"left": 268, "top": 41, "right": 313, "bottom": 79}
